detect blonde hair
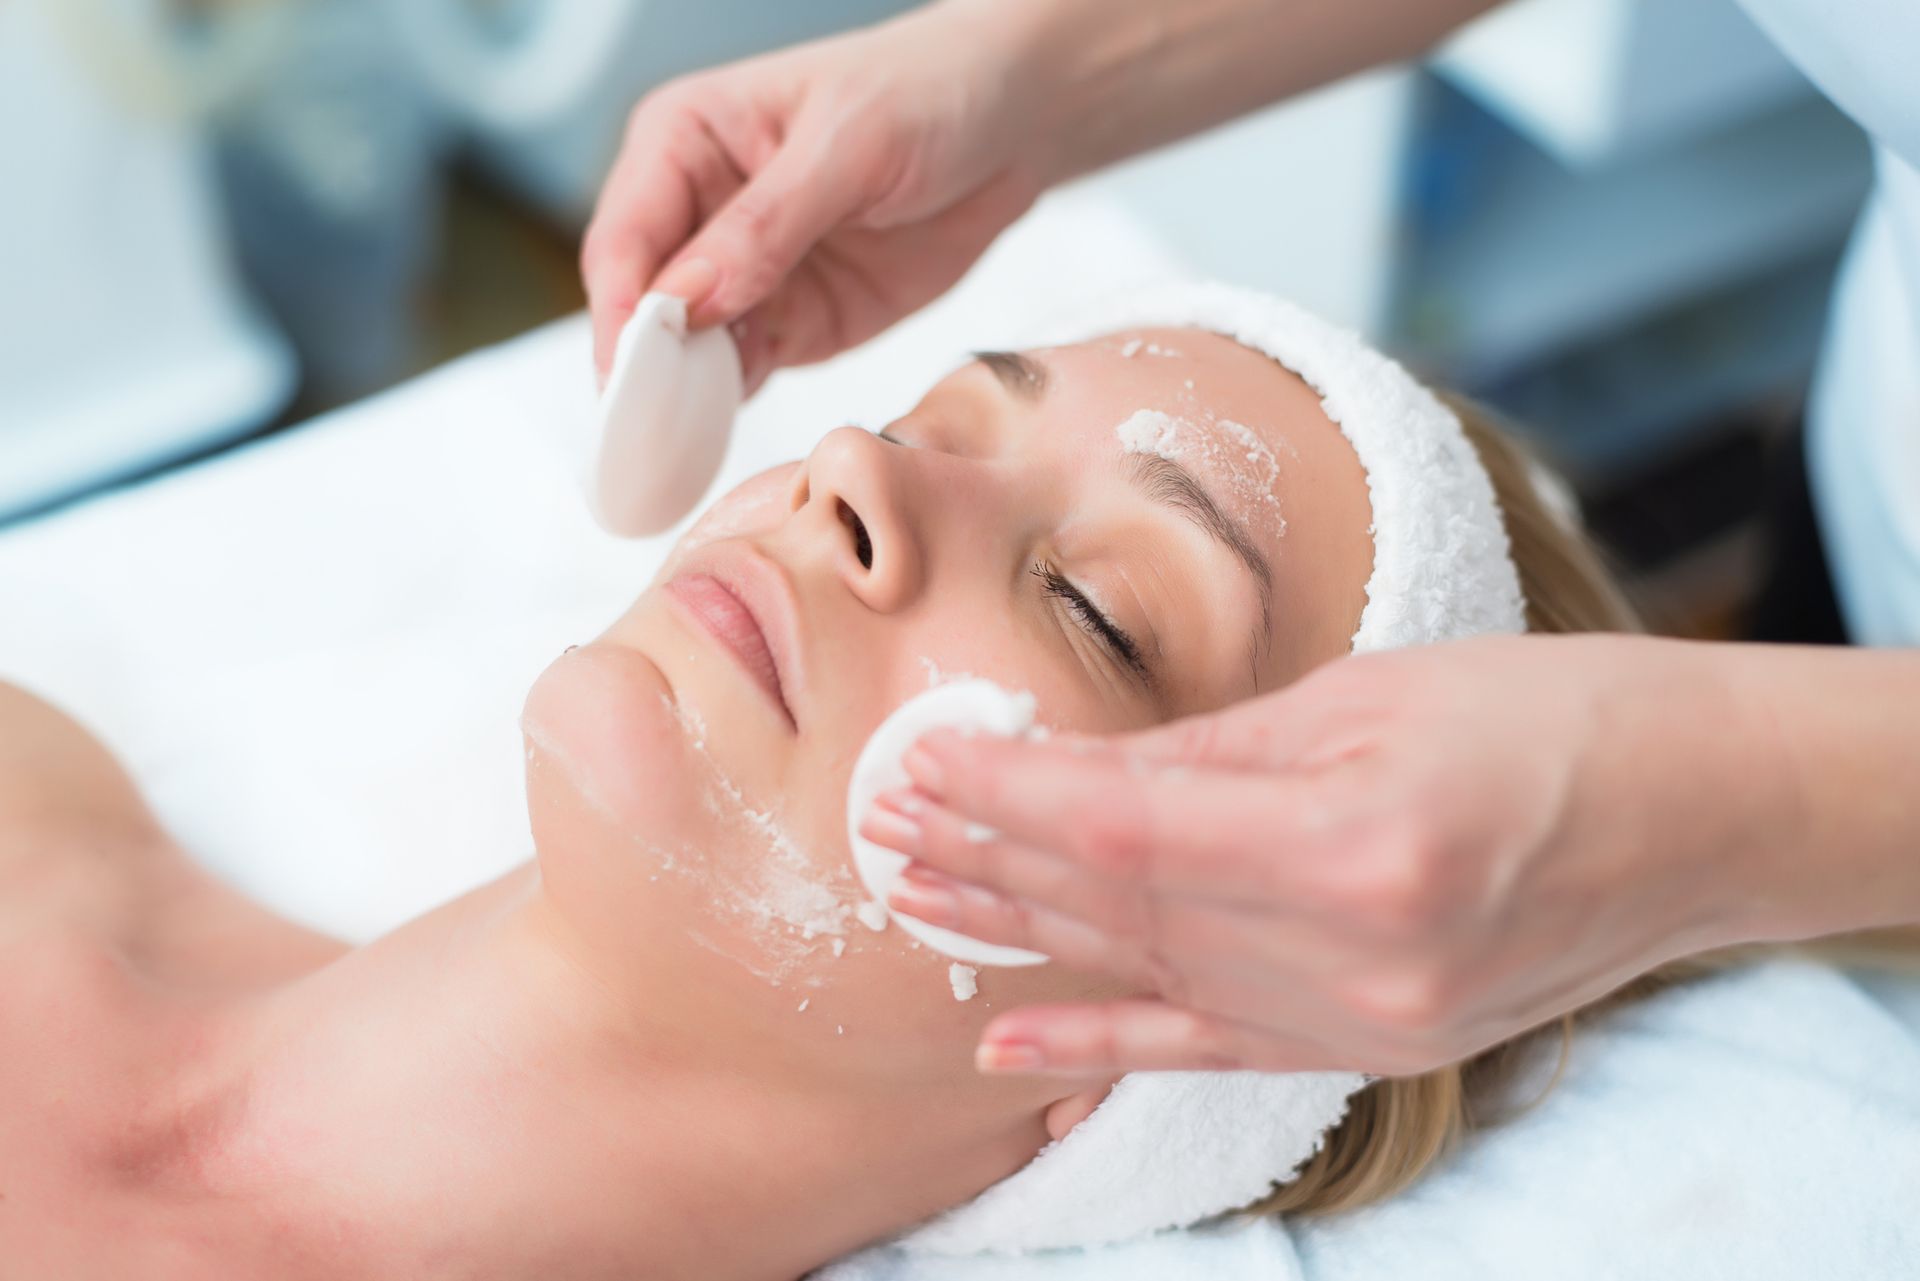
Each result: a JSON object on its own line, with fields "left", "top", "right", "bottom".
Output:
{"left": 1242, "top": 399, "right": 1918, "bottom": 1219}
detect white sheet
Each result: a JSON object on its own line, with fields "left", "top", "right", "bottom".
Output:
{"left": 2, "top": 192, "right": 1915, "bottom": 1276}
{"left": 0, "top": 190, "right": 1187, "bottom": 942}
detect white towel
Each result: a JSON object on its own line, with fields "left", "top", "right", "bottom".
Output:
{"left": 825, "top": 958, "right": 1920, "bottom": 1279}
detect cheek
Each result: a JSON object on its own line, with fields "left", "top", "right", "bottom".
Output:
{"left": 671, "top": 464, "right": 798, "bottom": 555}
{"left": 521, "top": 644, "right": 693, "bottom": 836}
{"left": 882, "top": 617, "right": 1122, "bottom": 742}
{"left": 519, "top": 645, "right": 718, "bottom": 978}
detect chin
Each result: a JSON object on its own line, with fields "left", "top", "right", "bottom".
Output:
{"left": 520, "top": 641, "right": 702, "bottom": 840}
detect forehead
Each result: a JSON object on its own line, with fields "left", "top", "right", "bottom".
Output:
{"left": 1027, "top": 326, "right": 1375, "bottom": 681}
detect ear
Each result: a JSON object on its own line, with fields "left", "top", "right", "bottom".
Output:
{"left": 1042, "top": 1084, "right": 1113, "bottom": 1143}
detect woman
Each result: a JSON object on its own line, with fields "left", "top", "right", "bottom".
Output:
{"left": 581, "top": 0, "right": 1920, "bottom": 1085}
{"left": 0, "top": 306, "right": 1858, "bottom": 1276}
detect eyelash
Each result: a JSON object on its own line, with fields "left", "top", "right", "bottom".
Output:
{"left": 1032, "top": 561, "right": 1151, "bottom": 683}
{"left": 878, "top": 430, "right": 1152, "bottom": 686}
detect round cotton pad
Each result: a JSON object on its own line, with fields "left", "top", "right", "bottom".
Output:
{"left": 846, "top": 680, "right": 1050, "bottom": 968}
{"left": 587, "top": 292, "right": 743, "bottom": 537}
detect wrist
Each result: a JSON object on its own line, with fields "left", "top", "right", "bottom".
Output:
{"left": 1577, "top": 636, "right": 1800, "bottom": 954}
{"left": 917, "top": 0, "right": 1136, "bottom": 185}
{"left": 1622, "top": 640, "right": 1920, "bottom": 949}
{"left": 1636, "top": 638, "right": 1819, "bottom": 948}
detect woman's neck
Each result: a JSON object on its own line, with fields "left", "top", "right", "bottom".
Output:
{"left": 115, "top": 864, "right": 986, "bottom": 1280}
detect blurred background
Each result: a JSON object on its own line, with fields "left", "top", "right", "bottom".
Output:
{"left": 1, "top": 0, "right": 1871, "bottom": 640}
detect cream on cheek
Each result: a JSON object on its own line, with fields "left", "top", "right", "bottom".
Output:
{"left": 566, "top": 451, "right": 1141, "bottom": 1018}
{"left": 654, "top": 693, "right": 864, "bottom": 985}
{"left": 531, "top": 539, "right": 1061, "bottom": 1018}
{"left": 523, "top": 500, "right": 874, "bottom": 1002}
{"left": 519, "top": 648, "right": 863, "bottom": 994}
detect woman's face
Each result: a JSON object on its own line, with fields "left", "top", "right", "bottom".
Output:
{"left": 518, "top": 327, "right": 1371, "bottom": 1115}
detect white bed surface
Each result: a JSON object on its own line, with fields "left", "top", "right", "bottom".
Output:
{"left": 0, "top": 190, "right": 1186, "bottom": 942}
{"left": 1, "top": 194, "right": 1914, "bottom": 1277}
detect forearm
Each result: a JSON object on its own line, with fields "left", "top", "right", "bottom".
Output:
{"left": 1702, "top": 642, "right": 1920, "bottom": 942}
{"left": 941, "top": 0, "right": 1502, "bottom": 181}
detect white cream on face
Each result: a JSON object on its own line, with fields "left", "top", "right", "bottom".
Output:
{"left": 1116, "top": 337, "right": 1183, "bottom": 359}
{"left": 609, "top": 693, "right": 861, "bottom": 987}
{"left": 919, "top": 654, "right": 980, "bottom": 689}
{"left": 1113, "top": 409, "right": 1184, "bottom": 461}
{"left": 1111, "top": 391, "right": 1289, "bottom": 541}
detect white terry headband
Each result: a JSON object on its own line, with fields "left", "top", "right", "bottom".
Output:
{"left": 899, "top": 280, "right": 1526, "bottom": 1255}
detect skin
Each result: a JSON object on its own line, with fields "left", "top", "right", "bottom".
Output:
{"left": 0, "top": 328, "right": 1369, "bottom": 1278}
{"left": 581, "top": 0, "right": 1497, "bottom": 387}
{"left": 884, "top": 635, "right": 1920, "bottom": 1078}
{"left": 587, "top": 0, "right": 1920, "bottom": 1081}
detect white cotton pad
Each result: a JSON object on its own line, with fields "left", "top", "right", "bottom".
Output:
{"left": 586, "top": 291, "right": 743, "bottom": 537}
{"left": 845, "top": 680, "right": 1050, "bottom": 968}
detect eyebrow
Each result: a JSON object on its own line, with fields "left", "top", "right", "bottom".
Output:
{"left": 964, "top": 349, "right": 1275, "bottom": 682}
{"left": 1126, "top": 453, "right": 1275, "bottom": 658}
{"left": 971, "top": 350, "right": 1048, "bottom": 401}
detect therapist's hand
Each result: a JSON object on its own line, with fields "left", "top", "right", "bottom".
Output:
{"left": 581, "top": 5, "right": 1046, "bottom": 391}
{"left": 863, "top": 635, "right": 1793, "bottom": 1076}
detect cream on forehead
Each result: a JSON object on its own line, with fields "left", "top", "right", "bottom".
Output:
{"left": 1112, "top": 406, "right": 1286, "bottom": 536}
{"left": 1030, "top": 282, "right": 1525, "bottom": 654}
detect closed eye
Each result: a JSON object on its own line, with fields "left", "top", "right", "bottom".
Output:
{"left": 1033, "top": 561, "right": 1153, "bottom": 687}
{"left": 879, "top": 423, "right": 1155, "bottom": 690}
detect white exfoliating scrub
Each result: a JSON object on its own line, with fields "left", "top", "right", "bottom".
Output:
{"left": 1114, "top": 408, "right": 1185, "bottom": 461}
{"left": 645, "top": 694, "right": 857, "bottom": 986}
{"left": 948, "top": 963, "right": 979, "bottom": 1002}
{"left": 845, "top": 680, "right": 1049, "bottom": 967}
{"left": 585, "top": 292, "right": 743, "bottom": 536}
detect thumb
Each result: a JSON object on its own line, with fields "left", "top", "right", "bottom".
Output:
{"left": 654, "top": 126, "right": 871, "bottom": 330}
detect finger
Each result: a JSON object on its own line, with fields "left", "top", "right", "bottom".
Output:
{"left": 903, "top": 731, "right": 1358, "bottom": 906}
{"left": 975, "top": 1000, "right": 1345, "bottom": 1075}
{"left": 1112, "top": 680, "right": 1350, "bottom": 770}
{"left": 886, "top": 864, "right": 1367, "bottom": 1036}
{"left": 583, "top": 100, "right": 744, "bottom": 382}
{"left": 726, "top": 312, "right": 776, "bottom": 397}
{"left": 657, "top": 120, "right": 874, "bottom": 332}
{"left": 740, "top": 168, "right": 1040, "bottom": 375}
{"left": 885, "top": 866, "right": 1165, "bottom": 988}
{"left": 866, "top": 791, "right": 1148, "bottom": 941}
{"left": 886, "top": 835, "right": 1357, "bottom": 999}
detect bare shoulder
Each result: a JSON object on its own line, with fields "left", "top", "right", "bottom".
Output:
{"left": 0, "top": 681, "right": 347, "bottom": 981}
{"left": 0, "top": 680, "right": 169, "bottom": 892}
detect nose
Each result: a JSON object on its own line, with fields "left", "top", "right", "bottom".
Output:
{"left": 789, "top": 426, "right": 924, "bottom": 612}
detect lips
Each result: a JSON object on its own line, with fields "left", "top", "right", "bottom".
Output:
{"left": 666, "top": 563, "right": 799, "bottom": 727}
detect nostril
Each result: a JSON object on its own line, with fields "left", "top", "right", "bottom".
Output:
{"left": 837, "top": 499, "right": 873, "bottom": 570}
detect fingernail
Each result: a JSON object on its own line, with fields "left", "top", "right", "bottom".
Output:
{"left": 877, "top": 787, "right": 929, "bottom": 816}
{"left": 888, "top": 877, "right": 957, "bottom": 927}
{"left": 859, "top": 806, "right": 921, "bottom": 856}
{"left": 902, "top": 743, "right": 945, "bottom": 793}
{"left": 654, "top": 256, "right": 719, "bottom": 310}
{"left": 976, "top": 1041, "right": 1046, "bottom": 1074}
